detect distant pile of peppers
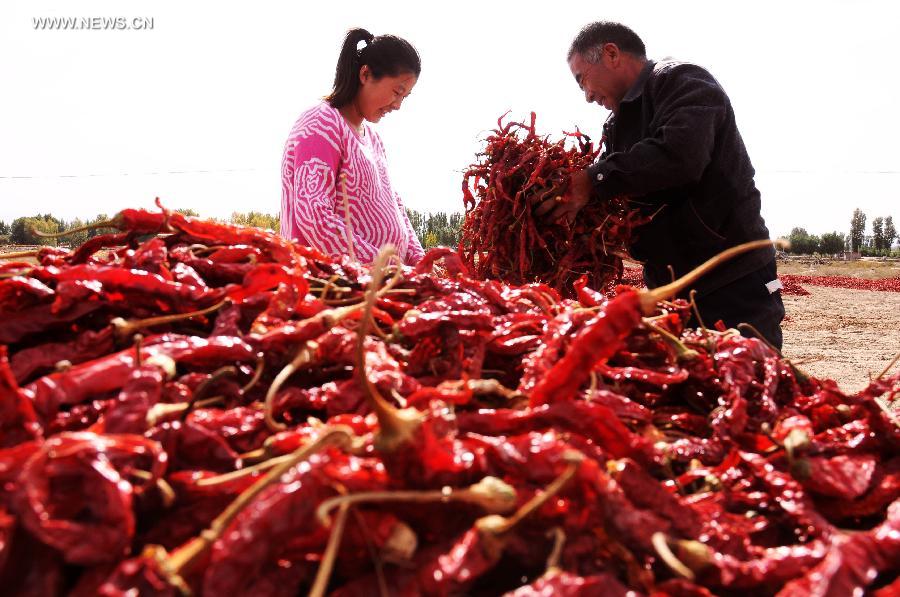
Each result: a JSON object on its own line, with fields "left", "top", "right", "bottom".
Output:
{"left": 780, "top": 274, "right": 900, "bottom": 294}
{"left": 459, "top": 114, "right": 647, "bottom": 295}
{"left": 1, "top": 205, "right": 898, "bottom": 596}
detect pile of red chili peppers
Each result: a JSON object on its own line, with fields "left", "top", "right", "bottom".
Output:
{"left": 780, "top": 274, "right": 900, "bottom": 294}
{"left": 459, "top": 113, "right": 646, "bottom": 295}
{"left": 1, "top": 205, "right": 898, "bottom": 596}
{"left": 779, "top": 277, "right": 812, "bottom": 297}
{"left": 619, "top": 269, "right": 815, "bottom": 297}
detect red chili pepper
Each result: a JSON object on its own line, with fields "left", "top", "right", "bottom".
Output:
{"left": 816, "top": 459, "right": 900, "bottom": 521}
{"left": 207, "top": 245, "right": 263, "bottom": 264}
{"left": 23, "top": 335, "right": 256, "bottom": 421}
{"left": 505, "top": 570, "right": 633, "bottom": 596}
{"left": 0, "top": 294, "right": 102, "bottom": 344}
{"left": 529, "top": 290, "right": 643, "bottom": 406}
{"left": 777, "top": 499, "right": 900, "bottom": 596}
{"left": 102, "top": 361, "right": 169, "bottom": 435}
{"left": 10, "top": 326, "right": 115, "bottom": 384}
{"left": 0, "top": 275, "right": 55, "bottom": 308}
{"left": 14, "top": 432, "right": 165, "bottom": 565}
{"left": 169, "top": 245, "right": 252, "bottom": 285}
{"left": 801, "top": 454, "right": 878, "bottom": 500}
{"left": 0, "top": 346, "right": 42, "bottom": 448}
{"left": 415, "top": 247, "right": 470, "bottom": 276}
{"left": 201, "top": 452, "right": 386, "bottom": 594}
{"left": 0, "top": 531, "right": 65, "bottom": 595}
{"left": 456, "top": 402, "right": 657, "bottom": 465}
{"left": 36, "top": 264, "right": 227, "bottom": 315}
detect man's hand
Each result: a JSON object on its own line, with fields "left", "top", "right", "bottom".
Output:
{"left": 532, "top": 168, "right": 592, "bottom": 224}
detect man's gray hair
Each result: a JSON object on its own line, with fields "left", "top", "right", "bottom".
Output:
{"left": 568, "top": 21, "right": 647, "bottom": 63}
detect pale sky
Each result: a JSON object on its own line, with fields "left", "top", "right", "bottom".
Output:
{"left": 1, "top": 0, "right": 898, "bottom": 238}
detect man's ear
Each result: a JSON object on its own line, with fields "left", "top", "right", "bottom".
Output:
{"left": 604, "top": 43, "right": 620, "bottom": 66}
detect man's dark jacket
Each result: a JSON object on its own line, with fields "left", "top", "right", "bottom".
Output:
{"left": 587, "top": 59, "right": 774, "bottom": 295}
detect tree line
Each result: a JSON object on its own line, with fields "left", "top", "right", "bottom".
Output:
{"left": 787, "top": 209, "right": 897, "bottom": 256}
{"left": 7, "top": 207, "right": 895, "bottom": 257}
{"left": 0, "top": 209, "right": 464, "bottom": 251}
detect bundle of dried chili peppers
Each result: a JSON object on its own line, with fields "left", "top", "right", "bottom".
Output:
{"left": 459, "top": 113, "right": 646, "bottom": 295}
{"left": 780, "top": 273, "right": 900, "bottom": 293}
{"left": 0, "top": 204, "right": 898, "bottom": 596}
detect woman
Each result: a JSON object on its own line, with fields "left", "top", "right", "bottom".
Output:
{"left": 280, "top": 28, "right": 425, "bottom": 265}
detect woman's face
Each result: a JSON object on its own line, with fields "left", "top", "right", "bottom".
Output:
{"left": 356, "top": 66, "right": 417, "bottom": 123}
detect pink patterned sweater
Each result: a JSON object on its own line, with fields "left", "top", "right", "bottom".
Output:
{"left": 280, "top": 102, "right": 424, "bottom": 265}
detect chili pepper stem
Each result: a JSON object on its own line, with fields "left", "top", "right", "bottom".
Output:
{"left": 0, "top": 249, "right": 40, "bottom": 259}
{"left": 261, "top": 296, "right": 379, "bottom": 432}
{"left": 483, "top": 451, "right": 581, "bottom": 534}
{"left": 876, "top": 350, "right": 900, "bottom": 380}
{"left": 140, "top": 545, "right": 194, "bottom": 596}
{"left": 264, "top": 340, "right": 319, "bottom": 432}
{"left": 145, "top": 396, "right": 222, "bottom": 427}
{"left": 133, "top": 334, "right": 144, "bottom": 368}
{"left": 194, "top": 452, "right": 294, "bottom": 486}
{"left": 165, "top": 426, "right": 354, "bottom": 574}
{"left": 737, "top": 323, "right": 782, "bottom": 356}
{"left": 309, "top": 500, "right": 351, "bottom": 597}
{"left": 357, "top": 246, "right": 425, "bottom": 452}
{"left": 643, "top": 319, "right": 699, "bottom": 360}
{"left": 316, "top": 476, "right": 518, "bottom": 525}
{"left": 688, "top": 289, "right": 709, "bottom": 335}
{"left": 307, "top": 275, "right": 353, "bottom": 293}
{"left": 738, "top": 322, "right": 811, "bottom": 382}
{"left": 240, "top": 357, "right": 265, "bottom": 394}
{"left": 544, "top": 527, "right": 566, "bottom": 573}
{"left": 873, "top": 397, "right": 900, "bottom": 430}
{"left": 112, "top": 300, "right": 229, "bottom": 340}
{"left": 350, "top": 509, "right": 393, "bottom": 597}
{"left": 652, "top": 533, "right": 713, "bottom": 581}
{"left": 340, "top": 173, "right": 357, "bottom": 263}
{"left": 31, "top": 219, "right": 118, "bottom": 238}
{"left": 475, "top": 452, "right": 581, "bottom": 558}
{"left": 179, "top": 366, "right": 237, "bottom": 422}
{"left": 641, "top": 239, "right": 785, "bottom": 314}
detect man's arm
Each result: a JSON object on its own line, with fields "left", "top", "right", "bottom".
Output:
{"left": 590, "top": 65, "right": 728, "bottom": 200}
{"left": 536, "top": 65, "right": 728, "bottom": 221}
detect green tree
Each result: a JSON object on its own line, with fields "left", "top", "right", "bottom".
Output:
{"left": 819, "top": 231, "right": 846, "bottom": 254}
{"left": 65, "top": 218, "right": 89, "bottom": 247}
{"left": 872, "top": 217, "right": 885, "bottom": 254}
{"left": 850, "top": 208, "right": 866, "bottom": 252}
{"left": 85, "top": 213, "right": 111, "bottom": 239}
{"left": 229, "top": 211, "right": 280, "bottom": 231}
{"left": 787, "top": 227, "right": 820, "bottom": 254}
{"left": 0, "top": 220, "right": 9, "bottom": 236}
{"left": 175, "top": 208, "right": 201, "bottom": 218}
{"left": 405, "top": 210, "right": 464, "bottom": 249}
{"left": 406, "top": 209, "right": 424, "bottom": 238}
{"left": 10, "top": 215, "right": 60, "bottom": 245}
{"left": 884, "top": 216, "right": 897, "bottom": 255}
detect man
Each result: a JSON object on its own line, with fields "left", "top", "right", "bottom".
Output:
{"left": 535, "top": 21, "right": 784, "bottom": 348}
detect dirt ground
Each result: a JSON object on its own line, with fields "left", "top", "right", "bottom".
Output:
{"left": 780, "top": 260, "right": 900, "bottom": 393}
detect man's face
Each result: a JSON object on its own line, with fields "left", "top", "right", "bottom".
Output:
{"left": 568, "top": 46, "right": 628, "bottom": 114}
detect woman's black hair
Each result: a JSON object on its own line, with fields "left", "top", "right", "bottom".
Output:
{"left": 326, "top": 28, "right": 421, "bottom": 109}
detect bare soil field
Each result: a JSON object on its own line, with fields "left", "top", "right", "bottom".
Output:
{"left": 778, "top": 257, "right": 900, "bottom": 279}
{"left": 778, "top": 258, "right": 900, "bottom": 392}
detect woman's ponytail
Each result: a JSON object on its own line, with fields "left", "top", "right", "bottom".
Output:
{"left": 326, "top": 28, "right": 420, "bottom": 108}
